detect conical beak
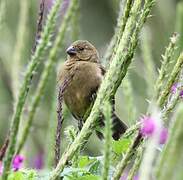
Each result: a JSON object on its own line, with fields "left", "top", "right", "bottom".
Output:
{"left": 66, "top": 46, "right": 77, "bottom": 55}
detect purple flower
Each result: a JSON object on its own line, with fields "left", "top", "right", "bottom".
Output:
{"left": 171, "top": 83, "right": 178, "bottom": 94}
{"left": 140, "top": 115, "right": 169, "bottom": 145}
{"left": 33, "top": 152, "right": 44, "bottom": 170}
{"left": 180, "top": 90, "right": 183, "bottom": 98}
{"left": 140, "top": 116, "right": 156, "bottom": 137}
{"left": 120, "top": 171, "right": 128, "bottom": 180}
{"left": 12, "top": 155, "right": 24, "bottom": 171}
{"left": 120, "top": 171, "right": 139, "bottom": 180}
{"left": 0, "top": 161, "right": 3, "bottom": 176}
{"left": 171, "top": 83, "right": 183, "bottom": 98}
{"left": 159, "top": 128, "right": 168, "bottom": 144}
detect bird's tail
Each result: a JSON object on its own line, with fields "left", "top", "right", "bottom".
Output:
{"left": 96, "top": 113, "right": 128, "bottom": 140}
{"left": 111, "top": 113, "right": 128, "bottom": 140}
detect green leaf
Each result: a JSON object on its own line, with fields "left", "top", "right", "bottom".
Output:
{"left": 8, "top": 172, "right": 24, "bottom": 180}
{"left": 78, "top": 156, "right": 96, "bottom": 168}
{"left": 88, "top": 160, "right": 101, "bottom": 175}
{"left": 112, "top": 138, "right": 131, "bottom": 155}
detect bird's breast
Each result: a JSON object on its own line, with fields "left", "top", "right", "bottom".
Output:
{"left": 63, "top": 61, "right": 103, "bottom": 119}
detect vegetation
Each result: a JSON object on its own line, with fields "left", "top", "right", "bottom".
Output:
{"left": 0, "top": 0, "right": 183, "bottom": 179}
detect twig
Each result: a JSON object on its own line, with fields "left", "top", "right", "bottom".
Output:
{"left": 32, "top": 0, "right": 46, "bottom": 54}
{"left": 0, "top": 136, "right": 9, "bottom": 161}
{"left": 55, "top": 76, "right": 73, "bottom": 166}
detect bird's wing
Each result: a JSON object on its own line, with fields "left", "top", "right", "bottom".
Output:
{"left": 99, "top": 64, "right": 106, "bottom": 75}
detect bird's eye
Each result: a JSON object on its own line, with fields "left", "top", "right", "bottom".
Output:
{"left": 79, "top": 47, "right": 84, "bottom": 51}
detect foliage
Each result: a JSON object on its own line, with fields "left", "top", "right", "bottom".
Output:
{"left": 0, "top": 0, "right": 183, "bottom": 180}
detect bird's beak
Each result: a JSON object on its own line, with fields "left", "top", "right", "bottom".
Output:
{"left": 66, "top": 46, "right": 77, "bottom": 56}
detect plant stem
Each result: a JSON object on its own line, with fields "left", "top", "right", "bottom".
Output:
{"left": 16, "top": 0, "right": 77, "bottom": 154}
{"left": 112, "top": 0, "right": 155, "bottom": 178}
{"left": 156, "top": 108, "right": 183, "bottom": 180}
{"left": 2, "top": 0, "right": 63, "bottom": 177}
{"left": 49, "top": 0, "right": 154, "bottom": 178}
{"left": 155, "top": 33, "right": 178, "bottom": 99}
{"left": 104, "top": 0, "right": 133, "bottom": 65}
{"left": 11, "top": 0, "right": 29, "bottom": 99}
{"left": 112, "top": 133, "right": 142, "bottom": 180}
{"left": 161, "top": 70, "right": 183, "bottom": 123}
{"left": 102, "top": 102, "right": 112, "bottom": 180}
{"left": 122, "top": 75, "right": 136, "bottom": 125}
{"left": 32, "top": 0, "right": 46, "bottom": 54}
{"left": 175, "top": 2, "right": 183, "bottom": 58}
{"left": 157, "top": 53, "right": 183, "bottom": 107}
{"left": 127, "top": 146, "right": 143, "bottom": 180}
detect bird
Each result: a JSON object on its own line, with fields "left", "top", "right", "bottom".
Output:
{"left": 57, "top": 40, "right": 127, "bottom": 140}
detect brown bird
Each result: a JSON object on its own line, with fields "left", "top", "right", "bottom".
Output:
{"left": 57, "top": 40, "right": 127, "bottom": 140}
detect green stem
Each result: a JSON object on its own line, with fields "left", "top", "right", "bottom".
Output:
{"left": 112, "top": 0, "right": 155, "bottom": 178}
{"left": 161, "top": 70, "right": 183, "bottom": 123}
{"left": 122, "top": 75, "right": 136, "bottom": 125}
{"left": 11, "top": 0, "right": 29, "bottom": 100}
{"left": 104, "top": 0, "right": 133, "bottom": 65}
{"left": 112, "top": 133, "right": 142, "bottom": 180}
{"left": 156, "top": 108, "right": 183, "bottom": 180}
{"left": 127, "top": 146, "right": 143, "bottom": 180}
{"left": 16, "top": 0, "right": 77, "bottom": 154}
{"left": 2, "top": 0, "right": 63, "bottom": 178}
{"left": 49, "top": 0, "right": 154, "bottom": 178}
{"left": 155, "top": 33, "right": 178, "bottom": 99}
{"left": 102, "top": 102, "right": 112, "bottom": 180}
{"left": 157, "top": 53, "right": 183, "bottom": 107}
{"left": 175, "top": 2, "right": 183, "bottom": 57}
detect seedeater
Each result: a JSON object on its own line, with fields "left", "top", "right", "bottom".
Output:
{"left": 57, "top": 40, "right": 127, "bottom": 140}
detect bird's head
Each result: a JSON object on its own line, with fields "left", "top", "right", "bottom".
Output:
{"left": 66, "top": 40, "right": 99, "bottom": 62}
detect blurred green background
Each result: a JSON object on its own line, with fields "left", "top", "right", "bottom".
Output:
{"left": 0, "top": 0, "right": 182, "bottom": 168}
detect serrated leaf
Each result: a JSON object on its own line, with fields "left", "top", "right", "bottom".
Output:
{"left": 112, "top": 138, "right": 131, "bottom": 155}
